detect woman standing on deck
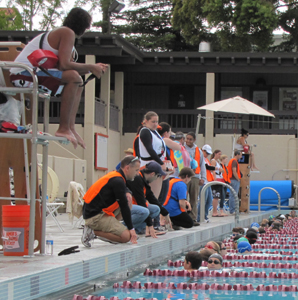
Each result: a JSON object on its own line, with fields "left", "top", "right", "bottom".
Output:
{"left": 137, "top": 111, "right": 167, "bottom": 198}
{"left": 210, "top": 150, "right": 224, "bottom": 217}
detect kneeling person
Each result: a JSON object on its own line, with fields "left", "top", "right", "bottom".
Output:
{"left": 82, "top": 156, "right": 140, "bottom": 246}
{"left": 126, "top": 161, "right": 171, "bottom": 238}
{"left": 163, "top": 167, "right": 195, "bottom": 229}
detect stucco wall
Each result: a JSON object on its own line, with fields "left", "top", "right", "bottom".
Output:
{"left": 40, "top": 125, "right": 298, "bottom": 186}
{"left": 122, "top": 133, "right": 298, "bottom": 184}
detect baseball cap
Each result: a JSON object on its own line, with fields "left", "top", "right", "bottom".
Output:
{"left": 202, "top": 144, "right": 212, "bottom": 154}
{"left": 250, "top": 222, "right": 260, "bottom": 228}
{"left": 145, "top": 161, "right": 167, "bottom": 176}
{"left": 237, "top": 241, "right": 252, "bottom": 253}
{"left": 268, "top": 215, "right": 275, "bottom": 221}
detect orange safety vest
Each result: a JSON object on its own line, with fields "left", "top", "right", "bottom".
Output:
{"left": 193, "top": 147, "right": 201, "bottom": 174}
{"left": 132, "top": 172, "right": 148, "bottom": 207}
{"left": 168, "top": 148, "right": 177, "bottom": 168}
{"left": 163, "top": 178, "right": 185, "bottom": 212}
{"left": 227, "top": 158, "right": 241, "bottom": 180}
{"left": 83, "top": 171, "right": 125, "bottom": 217}
{"left": 222, "top": 164, "right": 230, "bottom": 183}
{"left": 205, "top": 158, "right": 214, "bottom": 182}
{"left": 133, "top": 135, "right": 139, "bottom": 157}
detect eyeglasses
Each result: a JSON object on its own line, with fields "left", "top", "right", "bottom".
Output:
{"left": 208, "top": 259, "right": 220, "bottom": 265}
{"left": 129, "top": 156, "right": 139, "bottom": 164}
{"left": 205, "top": 244, "right": 216, "bottom": 251}
{"left": 221, "top": 247, "right": 227, "bottom": 250}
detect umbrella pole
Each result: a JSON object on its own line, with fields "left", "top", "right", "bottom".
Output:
{"left": 196, "top": 114, "right": 201, "bottom": 142}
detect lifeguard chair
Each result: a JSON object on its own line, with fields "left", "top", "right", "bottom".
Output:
{"left": 0, "top": 42, "right": 66, "bottom": 256}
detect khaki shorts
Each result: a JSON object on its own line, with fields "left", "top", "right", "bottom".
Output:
{"left": 85, "top": 209, "right": 127, "bottom": 237}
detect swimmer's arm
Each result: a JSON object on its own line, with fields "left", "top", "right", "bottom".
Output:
{"left": 55, "top": 27, "right": 107, "bottom": 76}
{"left": 163, "top": 138, "right": 181, "bottom": 151}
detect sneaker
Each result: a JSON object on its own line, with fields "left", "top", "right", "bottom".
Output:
{"left": 193, "top": 221, "right": 200, "bottom": 226}
{"left": 81, "top": 225, "right": 95, "bottom": 248}
{"left": 154, "top": 226, "right": 167, "bottom": 232}
{"left": 204, "top": 218, "right": 210, "bottom": 223}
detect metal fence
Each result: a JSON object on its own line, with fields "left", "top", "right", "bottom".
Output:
{"left": 38, "top": 97, "right": 84, "bottom": 124}
{"left": 110, "top": 103, "right": 119, "bottom": 132}
{"left": 94, "top": 97, "right": 106, "bottom": 127}
{"left": 123, "top": 108, "right": 298, "bottom": 135}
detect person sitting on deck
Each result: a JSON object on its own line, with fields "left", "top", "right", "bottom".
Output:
{"left": 163, "top": 167, "right": 195, "bottom": 230}
{"left": 126, "top": 161, "right": 171, "bottom": 237}
{"left": 184, "top": 251, "right": 203, "bottom": 272}
{"left": 10, "top": 8, "right": 108, "bottom": 149}
{"left": 81, "top": 156, "right": 140, "bottom": 247}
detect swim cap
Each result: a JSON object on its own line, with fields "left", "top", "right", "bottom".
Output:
{"left": 237, "top": 241, "right": 252, "bottom": 253}
{"left": 236, "top": 237, "right": 249, "bottom": 244}
{"left": 209, "top": 253, "right": 223, "bottom": 265}
{"left": 250, "top": 222, "right": 260, "bottom": 228}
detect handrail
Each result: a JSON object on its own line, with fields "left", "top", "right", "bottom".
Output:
{"left": 200, "top": 181, "right": 240, "bottom": 226}
{"left": 258, "top": 187, "right": 281, "bottom": 214}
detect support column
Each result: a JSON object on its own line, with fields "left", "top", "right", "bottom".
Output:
{"left": 83, "top": 55, "right": 96, "bottom": 188}
{"left": 114, "top": 72, "right": 124, "bottom": 134}
{"left": 205, "top": 73, "right": 215, "bottom": 146}
{"left": 101, "top": 65, "right": 111, "bottom": 133}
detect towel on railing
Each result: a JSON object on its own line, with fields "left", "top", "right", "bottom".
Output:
{"left": 66, "top": 181, "right": 85, "bottom": 223}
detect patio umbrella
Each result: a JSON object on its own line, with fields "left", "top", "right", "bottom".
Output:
{"left": 195, "top": 95, "right": 275, "bottom": 141}
{"left": 197, "top": 96, "right": 275, "bottom": 117}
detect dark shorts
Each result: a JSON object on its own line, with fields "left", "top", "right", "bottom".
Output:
{"left": 10, "top": 70, "right": 64, "bottom": 97}
{"left": 211, "top": 184, "right": 223, "bottom": 198}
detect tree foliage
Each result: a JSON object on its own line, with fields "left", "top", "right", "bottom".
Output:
{"left": 7, "top": 0, "right": 66, "bottom": 30}
{"left": 93, "top": 0, "right": 196, "bottom": 51}
{"left": 0, "top": 7, "right": 24, "bottom": 30}
{"left": 173, "top": 0, "right": 279, "bottom": 51}
{"left": 271, "top": 1, "right": 298, "bottom": 51}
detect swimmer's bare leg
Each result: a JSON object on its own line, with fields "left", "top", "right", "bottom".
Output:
{"left": 55, "top": 70, "right": 83, "bottom": 149}
{"left": 69, "top": 85, "right": 86, "bottom": 149}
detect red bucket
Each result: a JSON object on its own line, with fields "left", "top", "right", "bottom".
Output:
{"left": 2, "top": 205, "right": 30, "bottom": 256}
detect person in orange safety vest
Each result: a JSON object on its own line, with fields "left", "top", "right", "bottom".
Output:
{"left": 163, "top": 167, "right": 195, "bottom": 229}
{"left": 227, "top": 150, "right": 242, "bottom": 215}
{"left": 82, "top": 156, "right": 140, "bottom": 247}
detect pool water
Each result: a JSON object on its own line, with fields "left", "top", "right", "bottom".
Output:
{"left": 87, "top": 219, "right": 298, "bottom": 300}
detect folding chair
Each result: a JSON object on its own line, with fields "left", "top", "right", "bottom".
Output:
{"left": 46, "top": 201, "right": 65, "bottom": 232}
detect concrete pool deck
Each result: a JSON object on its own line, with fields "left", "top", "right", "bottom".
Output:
{"left": 0, "top": 210, "right": 274, "bottom": 300}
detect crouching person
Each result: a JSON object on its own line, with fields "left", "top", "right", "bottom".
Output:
{"left": 81, "top": 156, "right": 140, "bottom": 246}
{"left": 163, "top": 167, "right": 195, "bottom": 229}
{"left": 126, "top": 161, "right": 172, "bottom": 238}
